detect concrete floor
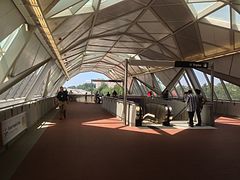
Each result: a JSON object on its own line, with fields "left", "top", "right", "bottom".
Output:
{"left": 1, "top": 102, "right": 240, "bottom": 180}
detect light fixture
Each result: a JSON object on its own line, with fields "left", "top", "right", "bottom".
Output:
{"left": 28, "top": 0, "right": 69, "bottom": 78}
{"left": 24, "top": 23, "right": 29, "bottom": 31}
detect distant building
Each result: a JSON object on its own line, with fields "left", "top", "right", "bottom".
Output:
{"left": 93, "top": 79, "right": 116, "bottom": 89}
{"left": 94, "top": 81, "right": 102, "bottom": 89}
{"left": 67, "top": 88, "right": 90, "bottom": 95}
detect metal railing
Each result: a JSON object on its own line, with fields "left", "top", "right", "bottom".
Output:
{"left": 0, "top": 97, "right": 53, "bottom": 111}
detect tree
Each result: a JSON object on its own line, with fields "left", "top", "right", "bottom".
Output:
{"left": 77, "top": 83, "right": 96, "bottom": 92}
{"left": 94, "top": 83, "right": 123, "bottom": 96}
{"left": 112, "top": 84, "right": 123, "bottom": 95}
{"left": 97, "top": 83, "right": 111, "bottom": 95}
{"left": 224, "top": 82, "right": 240, "bottom": 100}
{"left": 201, "top": 83, "right": 211, "bottom": 99}
{"left": 214, "top": 82, "right": 227, "bottom": 100}
{"left": 68, "top": 85, "right": 77, "bottom": 89}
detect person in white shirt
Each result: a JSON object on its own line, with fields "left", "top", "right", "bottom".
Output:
{"left": 186, "top": 90, "right": 198, "bottom": 127}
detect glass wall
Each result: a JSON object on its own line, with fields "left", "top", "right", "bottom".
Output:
{"left": 223, "top": 81, "right": 240, "bottom": 100}
{"left": 193, "top": 69, "right": 240, "bottom": 102}
{"left": 193, "top": 69, "right": 212, "bottom": 99}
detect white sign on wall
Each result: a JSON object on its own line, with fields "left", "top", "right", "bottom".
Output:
{"left": 1, "top": 112, "right": 27, "bottom": 145}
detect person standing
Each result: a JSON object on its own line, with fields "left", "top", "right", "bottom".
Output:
{"left": 69, "top": 90, "right": 73, "bottom": 102}
{"left": 95, "top": 91, "right": 99, "bottom": 103}
{"left": 147, "top": 91, "right": 153, "bottom": 97}
{"left": 195, "top": 89, "right": 206, "bottom": 126}
{"left": 85, "top": 92, "right": 87, "bottom": 103}
{"left": 56, "top": 86, "right": 68, "bottom": 119}
{"left": 183, "top": 91, "right": 188, "bottom": 102}
{"left": 186, "top": 90, "right": 198, "bottom": 127}
{"left": 162, "top": 90, "right": 169, "bottom": 99}
{"left": 112, "top": 90, "right": 117, "bottom": 97}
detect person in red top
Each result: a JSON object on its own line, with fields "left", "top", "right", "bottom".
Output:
{"left": 147, "top": 91, "right": 153, "bottom": 97}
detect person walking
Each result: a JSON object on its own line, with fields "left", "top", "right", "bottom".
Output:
{"left": 186, "top": 90, "right": 198, "bottom": 127}
{"left": 195, "top": 89, "right": 206, "bottom": 126}
{"left": 56, "top": 86, "right": 68, "bottom": 119}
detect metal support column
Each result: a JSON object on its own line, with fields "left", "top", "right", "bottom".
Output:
{"left": 123, "top": 59, "right": 128, "bottom": 125}
{"left": 210, "top": 63, "right": 215, "bottom": 126}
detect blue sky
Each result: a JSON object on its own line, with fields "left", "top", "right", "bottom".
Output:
{"left": 64, "top": 72, "right": 109, "bottom": 87}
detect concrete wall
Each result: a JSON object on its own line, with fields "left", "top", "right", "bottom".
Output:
{"left": 0, "top": 98, "right": 55, "bottom": 127}
{"left": 102, "top": 97, "right": 137, "bottom": 126}
{"left": 0, "top": 97, "right": 56, "bottom": 148}
{"left": 214, "top": 101, "right": 240, "bottom": 117}
{"left": 68, "top": 95, "right": 94, "bottom": 103}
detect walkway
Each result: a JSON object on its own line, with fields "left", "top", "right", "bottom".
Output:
{"left": 3, "top": 102, "right": 240, "bottom": 179}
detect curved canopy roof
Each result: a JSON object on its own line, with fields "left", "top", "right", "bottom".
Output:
{"left": 23, "top": 0, "right": 240, "bottom": 79}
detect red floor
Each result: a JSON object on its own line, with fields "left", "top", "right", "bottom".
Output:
{"left": 11, "top": 103, "right": 240, "bottom": 180}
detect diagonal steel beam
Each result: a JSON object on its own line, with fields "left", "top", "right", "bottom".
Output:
{"left": 0, "top": 58, "right": 52, "bottom": 95}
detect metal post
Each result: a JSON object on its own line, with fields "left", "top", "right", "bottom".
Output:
{"left": 210, "top": 63, "right": 215, "bottom": 126}
{"left": 123, "top": 59, "right": 128, "bottom": 125}
{"left": 91, "top": 80, "right": 93, "bottom": 103}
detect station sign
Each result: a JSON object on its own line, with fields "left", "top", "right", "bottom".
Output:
{"left": 175, "top": 61, "right": 208, "bottom": 68}
{"left": 1, "top": 112, "right": 27, "bottom": 145}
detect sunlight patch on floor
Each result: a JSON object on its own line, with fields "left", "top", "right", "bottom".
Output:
{"left": 142, "top": 120, "right": 216, "bottom": 135}
{"left": 37, "top": 121, "right": 56, "bottom": 129}
{"left": 82, "top": 118, "right": 216, "bottom": 136}
{"left": 215, "top": 116, "right": 240, "bottom": 126}
{"left": 82, "top": 118, "right": 163, "bottom": 135}
{"left": 119, "top": 126, "right": 162, "bottom": 135}
{"left": 82, "top": 119, "right": 124, "bottom": 129}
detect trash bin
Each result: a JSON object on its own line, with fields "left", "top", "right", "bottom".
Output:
{"left": 202, "top": 104, "right": 214, "bottom": 126}
{"left": 136, "top": 119, "right": 142, "bottom": 126}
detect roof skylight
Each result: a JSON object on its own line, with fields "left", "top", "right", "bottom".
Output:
{"left": 50, "top": 0, "right": 123, "bottom": 18}
{"left": 232, "top": 9, "right": 240, "bottom": 31}
{"left": 192, "top": 2, "right": 216, "bottom": 13}
{"left": 186, "top": 0, "right": 216, "bottom": 17}
{"left": 207, "top": 5, "right": 230, "bottom": 22}
{"left": 0, "top": 24, "right": 22, "bottom": 61}
{"left": 205, "top": 5, "right": 230, "bottom": 28}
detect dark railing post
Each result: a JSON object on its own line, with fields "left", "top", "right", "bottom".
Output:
{"left": 123, "top": 59, "right": 128, "bottom": 125}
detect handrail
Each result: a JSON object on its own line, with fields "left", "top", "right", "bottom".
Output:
{"left": 172, "top": 105, "right": 187, "bottom": 120}
{"left": 103, "top": 96, "right": 136, "bottom": 105}
{"left": 0, "top": 97, "right": 54, "bottom": 111}
{"left": 172, "top": 101, "right": 227, "bottom": 120}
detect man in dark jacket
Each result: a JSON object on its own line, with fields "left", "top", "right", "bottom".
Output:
{"left": 195, "top": 89, "right": 206, "bottom": 126}
{"left": 186, "top": 90, "right": 198, "bottom": 127}
{"left": 57, "top": 86, "right": 68, "bottom": 119}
